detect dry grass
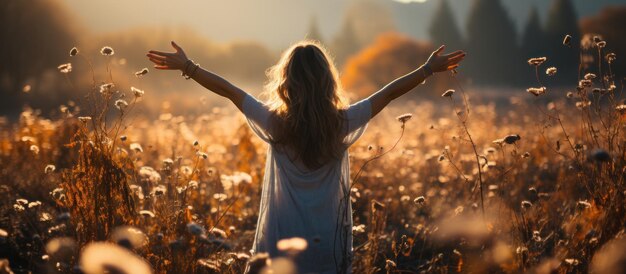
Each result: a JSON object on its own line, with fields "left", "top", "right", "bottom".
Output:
{"left": 0, "top": 36, "right": 625, "bottom": 274}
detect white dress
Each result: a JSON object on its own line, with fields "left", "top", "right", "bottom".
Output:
{"left": 241, "top": 93, "right": 371, "bottom": 274}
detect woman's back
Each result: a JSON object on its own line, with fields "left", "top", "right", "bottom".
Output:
{"left": 242, "top": 94, "right": 371, "bottom": 273}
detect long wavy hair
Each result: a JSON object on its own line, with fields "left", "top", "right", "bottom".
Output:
{"left": 264, "top": 40, "right": 348, "bottom": 169}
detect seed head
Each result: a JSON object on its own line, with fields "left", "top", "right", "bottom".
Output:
{"left": 396, "top": 113, "right": 413, "bottom": 123}
{"left": 546, "top": 67, "right": 557, "bottom": 76}
{"left": 414, "top": 196, "right": 426, "bottom": 205}
{"left": 135, "top": 68, "right": 149, "bottom": 77}
{"left": 69, "top": 47, "right": 78, "bottom": 57}
{"left": 57, "top": 63, "right": 72, "bottom": 74}
{"left": 131, "top": 87, "right": 144, "bottom": 98}
{"left": 528, "top": 57, "right": 547, "bottom": 67}
{"left": 584, "top": 73, "right": 597, "bottom": 80}
{"left": 615, "top": 104, "right": 626, "bottom": 114}
{"left": 521, "top": 200, "right": 533, "bottom": 209}
{"left": 99, "top": 83, "right": 115, "bottom": 94}
{"left": 115, "top": 99, "right": 128, "bottom": 110}
{"left": 563, "top": 35, "right": 572, "bottom": 47}
{"left": 45, "top": 164, "right": 56, "bottom": 174}
{"left": 100, "top": 46, "right": 115, "bottom": 56}
{"left": 78, "top": 116, "right": 92, "bottom": 123}
{"left": 527, "top": 87, "right": 546, "bottom": 96}
{"left": 606, "top": 53, "right": 616, "bottom": 64}
{"left": 442, "top": 89, "right": 455, "bottom": 97}
{"left": 596, "top": 41, "right": 606, "bottom": 49}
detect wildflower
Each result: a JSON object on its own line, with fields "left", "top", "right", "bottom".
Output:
{"left": 139, "top": 210, "right": 155, "bottom": 218}
{"left": 100, "top": 46, "right": 115, "bottom": 56}
{"left": 57, "top": 63, "right": 72, "bottom": 74}
{"left": 396, "top": 113, "right": 413, "bottom": 123}
{"left": 576, "top": 101, "right": 591, "bottom": 109}
{"left": 577, "top": 200, "right": 591, "bottom": 210}
{"left": 131, "top": 87, "right": 144, "bottom": 98}
{"left": 196, "top": 151, "right": 208, "bottom": 159}
{"left": 80, "top": 242, "right": 152, "bottom": 274}
{"left": 522, "top": 152, "right": 531, "bottom": 158}
{"left": 371, "top": 200, "right": 385, "bottom": 212}
{"left": 152, "top": 185, "right": 167, "bottom": 196}
{"left": 16, "top": 199, "right": 28, "bottom": 205}
{"left": 13, "top": 204, "right": 25, "bottom": 212}
{"left": 69, "top": 47, "right": 78, "bottom": 56}
{"left": 99, "top": 83, "right": 114, "bottom": 94}
{"left": 564, "top": 258, "right": 580, "bottom": 266}
{"left": 130, "top": 143, "right": 143, "bottom": 153}
{"left": 566, "top": 91, "right": 574, "bottom": 98}
{"left": 46, "top": 237, "right": 76, "bottom": 260}
{"left": 532, "top": 231, "right": 542, "bottom": 242}
{"left": 441, "top": 89, "right": 455, "bottom": 97}
{"left": 615, "top": 104, "right": 626, "bottom": 114}
{"left": 521, "top": 200, "right": 533, "bottom": 209}
{"left": 454, "top": 206, "right": 464, "bottom": 215}
{"left": 546, "top": 67, "right": 557, "bottom": 76}
{"left": 352, "top": 224, "right": 366, "bottom": 234}
{"left": 277, "top": 237, "right": 308, "bottom": 254}
{"left": 187, "top": 222, "right": 206, "bottom": 236}
{"left": 527, "top": 57, "right": 547, "bottom": 66}
{"left": 78, "top": 116, "right": 91, "bottom": 123}
{"left": 400, "top": 195, "right": 411, "bottom": 202}
{"left": 527, "top": 87, "right": 546, "bottom": 96}
{"left": 584, "top": 73, "right": 596, "bottom": 80}
{"left": 414, "top": 196, "right": 426, "bottom": 205}
{"left": 213, "top": 193, "right": 227, "bottom": 201}
{"left": 563, "top": 35, "right": 572, "bottom": 47}
{"left": 516, "top": 246, "right": 528, "bottom": 254}
{"left": 596, "top": 41, "right": 606, "bottom": 49}
{"left": 111, "top": 226, "right": 148, "bottom": 249}
{"left": 385, "top": 259, "right": 397, "bottom": 271}
{"left": 44, "top": 164, "right": 55, "bottom": 174}
{"left": 120, "top": 135, "right": 127, "bottom": 141}
{"left": 114, "top": 99, "right": 128, "bottom": 110}
{"left": 134, "top": 68, "right": 149, "bottom": 77}
{"left": 193, "top": 140, "right": 199, "bottom": 146}
{"left": 50, "top": 188, "right": 65, "bottom": 200}
{"left": 28, "top": 201, "right": 42, "bottom": 208}
{"left": 188, "top": 180, "right": 198, "bottom": 189}
{"left": 606, "top": 53, "right": 616, "bottom": 64}
{"left": 494, "top": 134, "right": 520, "bottom": 145}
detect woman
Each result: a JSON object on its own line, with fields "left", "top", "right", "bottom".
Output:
{"left": 147, "top": 40, "right": 464, "bottom": 273}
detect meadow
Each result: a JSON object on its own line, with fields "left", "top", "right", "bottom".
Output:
{"left": 0, "top": 35, "right": 625, "bottom": 274}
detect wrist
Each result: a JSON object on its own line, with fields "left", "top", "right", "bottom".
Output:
{"left": 423, "top": 63, "right": 434, "bottom": 77}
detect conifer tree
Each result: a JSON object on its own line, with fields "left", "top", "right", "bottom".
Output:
{"left": 429, "top": 0, "right": 463, "bottom": 51}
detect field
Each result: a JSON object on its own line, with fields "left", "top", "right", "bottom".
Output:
{"left": 1, "top": 38, "right": 626, "bottom": 274}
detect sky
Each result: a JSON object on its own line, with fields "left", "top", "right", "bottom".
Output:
{"left": 61, "top": 0, "right": 626, "bottom": 48}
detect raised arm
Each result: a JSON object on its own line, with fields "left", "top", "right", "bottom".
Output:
{"left": 367, "top": 45, "right": 466, "bottom": 117}
{"left": 146, "top": 41, "right": 247, "bottom": 111}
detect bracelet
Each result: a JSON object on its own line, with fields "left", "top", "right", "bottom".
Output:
{"left": 181, "top": 59, "right": 194, "bottom": 78}
{"left": 185, "top": 64, "right": 200, "bottom": 79}
{"left": 423, "top": 64, "right": 434, "bottom": 77}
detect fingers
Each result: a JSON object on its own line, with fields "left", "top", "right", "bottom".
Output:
{"left": 153, "top": 65, "right": 176, "bottom": 70}
{"left": 434, "top": 45, "right": 445, "bottom": 55}
{"left": 446, "top": 53, "right": 466, "bottom": 63}
{"left": 146, "top": 53, "right": 167, "bottom": 61}
{"left": 171, "top": 41, "right": 182, "bottom": 52}
{"left": 447, "top": 64, "right": 460, "bottom": 71}
{"left": 444, "top": 51, "right": 465, "bottom": 59}
{"left": 148, "top": 50, "right": 174, "bottom": 57}
{"left": 148, "top": 58, "right": 165, "bottom": 65}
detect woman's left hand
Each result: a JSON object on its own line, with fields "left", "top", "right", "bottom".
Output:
{"left": 146, "top": 41, "right": 189, "bottom": 71}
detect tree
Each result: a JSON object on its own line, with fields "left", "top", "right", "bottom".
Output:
{"left": 306, "top": 16, "right": 324, "bottom": 44}
{"left": 465, "top": 0, "right": 520, "bottom": 85}
{"left": 331, "top": 16, "right": 362, "bottom": 67}
{"left": 341, "top": 33, "right": 447, "bottom": 99}
{"left": 429, "top": 0, "right": 464, "bottom": 51}
{"left": 545, "top": 0, "right": 580, "bottom": 84}
{"left": 581, "top": 6, "right": 626, "bottom": 80}
{"left": 0, "top": 0, "right": 77, "bottom": 116}
{"left": 521, "top": 6, "right": 548, "bottom": 83}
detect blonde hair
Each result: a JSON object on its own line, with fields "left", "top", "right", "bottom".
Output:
{"left": 264, "top": 40, "right": 348, "bottom": 169}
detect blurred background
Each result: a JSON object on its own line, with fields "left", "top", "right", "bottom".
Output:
{"left": 1, "top": 0, "right": 625, "bottom": 117}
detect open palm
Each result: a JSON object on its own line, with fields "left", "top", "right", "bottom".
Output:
{"left": 146, "top": 41, "right": 189, "bottom": 71}
{"left": 427, "top": 45, "right": 466, "bottom": 73}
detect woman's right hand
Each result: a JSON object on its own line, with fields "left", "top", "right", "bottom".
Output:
{"left": 425, "top": 45, "right": 466, "bottom": 74}
{"left": 146, "top": 41, "right": 190, "bottom": 71}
